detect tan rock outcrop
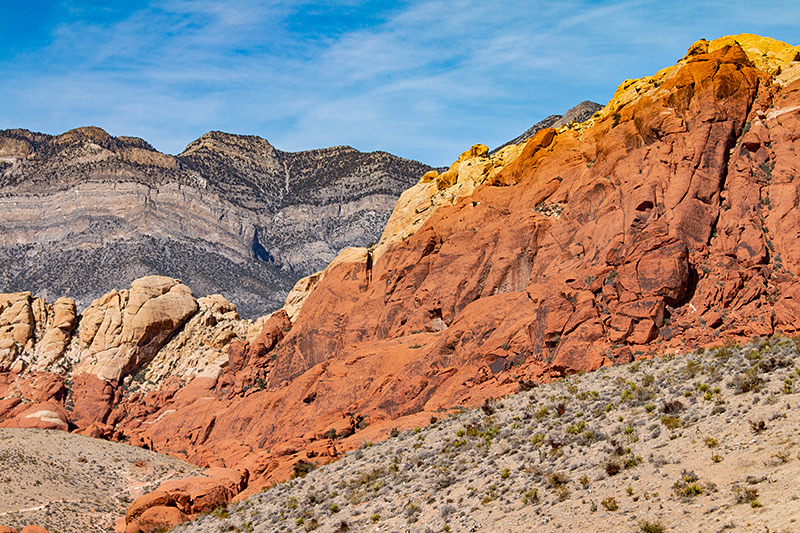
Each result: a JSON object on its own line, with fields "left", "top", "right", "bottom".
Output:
{"left": 0, "top": 292, "right": 35, "bottom": 366}
{"left": 75, "top": 276, "right": 198, "bottom": 383}
{"left": 142, "top": 294, "right": 248, "bottom": 387}
{"left": 34, "top": 297, "right": 77, "bottom": 369}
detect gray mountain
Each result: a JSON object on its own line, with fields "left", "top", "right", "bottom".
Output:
{"left": 492, "top": 100, "right": 603, "bottom": 153}
{"left": 0, "top": 127, "right": 434, "bottom": 317}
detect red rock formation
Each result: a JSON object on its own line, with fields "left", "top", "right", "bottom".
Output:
{"left": 123, "top": 468, "right": 246, "bottom": 531}
{"left": 126, "top": 506, "right": 186, "bottom": 533}
{"left": 19, "top": 527, "right": 50, "bottom": 533}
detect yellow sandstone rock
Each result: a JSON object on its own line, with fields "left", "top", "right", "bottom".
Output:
{"left": 373, "top": 143, "right": 524, "bottom": 263}
{"left": 588, "top": 33, "right": 800, "bottom": 131}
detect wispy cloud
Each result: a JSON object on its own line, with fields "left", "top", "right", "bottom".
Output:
{"left": 1, "top": 0, "right": 798, "bottom": 165}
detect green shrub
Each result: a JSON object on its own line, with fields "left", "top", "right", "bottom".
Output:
{"left": 293, "top": 460, "right": 316, "bottom": 478}
{"left": 601, "top": 497, "right": 619, "bottom": 511}
{"left": 661, "top": 416, "right": 681, "bottom": 429}
{"left": 639, "top": 520, "right": 665, "bottom": 533}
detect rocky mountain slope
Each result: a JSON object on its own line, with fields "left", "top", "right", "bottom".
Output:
{"left": 0, "top": 128, "right": 434, "bottom": 317}
{"left": 491, "top": 100, "right": 602, "bottom": 153}
{"left": 1, "top": 33, "right": 800, "bottom": 532}
{"left": 178, "top": 336, "right": 800, "bottom": 533}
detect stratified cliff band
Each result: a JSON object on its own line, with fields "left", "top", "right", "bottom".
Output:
{"left": 0, "top": 128, "right": 435, "bottom": 317}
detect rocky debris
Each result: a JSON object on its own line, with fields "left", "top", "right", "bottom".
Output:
{"left": 0, "top": 128, "right": 434, "bottom": 318}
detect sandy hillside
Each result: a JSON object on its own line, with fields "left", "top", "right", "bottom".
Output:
{"left": 0, "top": 428, "right": 203, "bottom": 532}
{"left": 180, "top": 336, "right": 800, "bottom": 533}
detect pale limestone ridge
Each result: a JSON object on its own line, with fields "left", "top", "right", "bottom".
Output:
{"left": 0, "top": 127, "right": 434, "bottom": 318}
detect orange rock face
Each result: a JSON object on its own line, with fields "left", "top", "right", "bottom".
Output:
{"left": 128, "top": 506, "right": 186, "bottom": 533}
{"left": 3, "top": 35, "right": 800, "bottom": 524}
{"left": 19, "top": 527, "right": 50, "bottom": 533}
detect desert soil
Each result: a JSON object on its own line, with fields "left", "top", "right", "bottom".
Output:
{"left": 180, "top": 336, "right": 800, "bottom": 533}
{"left": 0, "top": 428, "right": 203, "bottom": 532}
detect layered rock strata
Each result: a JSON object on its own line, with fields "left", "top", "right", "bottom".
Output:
{"left": 0, "top": 129, "right": 433, "bottom": 317}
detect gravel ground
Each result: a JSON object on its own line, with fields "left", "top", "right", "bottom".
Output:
{"left": 0, "top": 428, "right": 203, "bottom": 532}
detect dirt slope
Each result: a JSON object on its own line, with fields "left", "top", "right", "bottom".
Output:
{"left": 0, "top": 428, "right": 203, "bottom": 532}
{"left": 180, "top": 336, "right": 800, "bottom": 533}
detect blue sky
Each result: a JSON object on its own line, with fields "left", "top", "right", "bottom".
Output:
{"left": 1, "top": 1, "right": 798, "bottom": 166}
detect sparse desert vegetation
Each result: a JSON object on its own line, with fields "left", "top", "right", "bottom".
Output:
{"left": 178, "top": 336, "right": 800, "bottom": 532}
{"left": 0, "top": 428, "right": 203, "bottom": 532}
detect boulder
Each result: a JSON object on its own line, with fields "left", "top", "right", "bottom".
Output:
{"left": 76, "top": 276, "right": 198, "bottom": 383}
{"left": 133, "top": 506, "right": 187, "bottom": 533}
{"left": 3, "top": 401, "right": 69, "bottom": 431}
{"left": 126, "top": 491, "right": 172, "bottom": 523}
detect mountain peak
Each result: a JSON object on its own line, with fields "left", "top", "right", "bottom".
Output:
{"left": 493, "top": 100, "right": 602, "bottom": 153}
{"left": 54, "top": 126, "right": 116, "bottom": 148}
{"left": 179, "top": 130, "right": 277, "bottom": 158}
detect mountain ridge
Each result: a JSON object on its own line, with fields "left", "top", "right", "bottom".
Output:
{"left": 0, "top": 126, "right": 435, "bottom": 317}
{"left": 491, "top": 100, "right": 602, "bottom": 153}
